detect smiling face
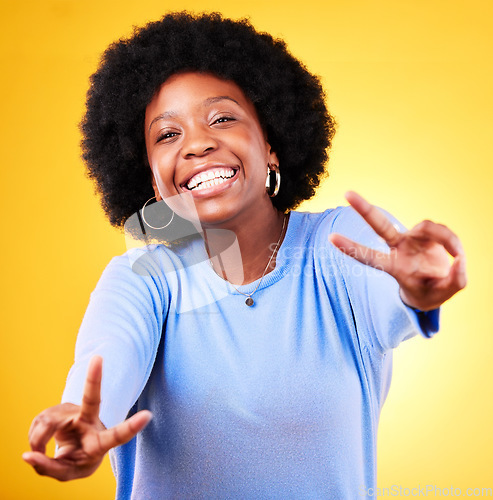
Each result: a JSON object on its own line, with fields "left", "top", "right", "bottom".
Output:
{"left": 145, "top": 72, "right": 279, "bottom": 227}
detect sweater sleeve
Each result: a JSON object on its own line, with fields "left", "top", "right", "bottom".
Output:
{"left": 328, "top": 206, "right": 439, "bottom": 353}
{"left": 61, "top": 247, "right": 169, "bottom": 428}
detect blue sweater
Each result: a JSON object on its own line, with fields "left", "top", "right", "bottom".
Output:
{"left": 62, "top": 207, "right": 439, "bottom": 499}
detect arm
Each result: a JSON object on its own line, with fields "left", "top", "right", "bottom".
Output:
{"left": 23, "top": 356, "right": 152, "bottom": 481}
{"left": 62, "top": 250, "right": 167, "bottom": 429}
{"left": 329, "top": 191, "right": 467, "bottom": 311}
{"left": 24, "top": 248, "right": 168, "bottom": 479}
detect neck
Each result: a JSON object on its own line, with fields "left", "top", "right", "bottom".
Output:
{"left": 204, "top": 205, "right": 287, "bottom": 285}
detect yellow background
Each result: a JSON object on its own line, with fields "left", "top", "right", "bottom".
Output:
{"left": 1, "top": 0, "right": 491, "bottom": 497}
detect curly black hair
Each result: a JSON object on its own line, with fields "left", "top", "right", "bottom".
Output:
{"left": 81, "top": 11, "right": 336, "bottom": 228}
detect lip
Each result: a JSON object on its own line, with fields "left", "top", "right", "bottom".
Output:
{"left": 179, "top": 163, "right": 239, "bottom": 198}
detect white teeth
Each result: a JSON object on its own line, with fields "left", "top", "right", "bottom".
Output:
{"left": 186, "top": 168, "right": 236, "bottom": 191}
{"left": 193, "top": 177, "right": 226, "bottom": 191}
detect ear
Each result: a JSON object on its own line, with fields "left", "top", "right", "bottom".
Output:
{"left": 151, "top": 174, "right": 163, "bottom": 201}
{"left": 266, "top": 142, "right": 279, "bottom": 167}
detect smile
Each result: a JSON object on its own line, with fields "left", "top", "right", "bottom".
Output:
{"left": 185, "top": 167, "right": 238, "bottom": 191}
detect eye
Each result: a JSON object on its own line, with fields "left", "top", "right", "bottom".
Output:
{"left": 156, "top": 131, "right": 180, "bottom": 143}
{"left": 212, "top": 115, "right": 236, "bottom": 125}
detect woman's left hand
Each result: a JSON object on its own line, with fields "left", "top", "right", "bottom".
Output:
{"left": 329, "top": 191, "right": 467, "bottom": 311}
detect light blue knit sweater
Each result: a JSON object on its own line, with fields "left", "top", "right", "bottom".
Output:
{"left": 62, "top": 207, "right": 438, "bottom": 499}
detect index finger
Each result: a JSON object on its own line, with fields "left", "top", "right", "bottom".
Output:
{"left": 78, "top": 355, "right": 103, "bottom": 424}
{"left": 346, "top": 191, "right": 402, "bottom": 247}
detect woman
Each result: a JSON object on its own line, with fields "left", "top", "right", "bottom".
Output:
{"left": 23, "top": 12, "right": 466, "bottom": 498}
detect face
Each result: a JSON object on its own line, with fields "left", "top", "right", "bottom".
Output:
{"left": 144, "top": 72, "right": 278, "bottom": 227}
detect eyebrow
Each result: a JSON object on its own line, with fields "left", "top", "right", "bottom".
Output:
{"left": 148, "top": 111, "right": 178, "bottom": 135}
{"left": 203, "top": 96, "right": 240, "bottom": 107}
{"left": 147, "top": 96, "right": 240, "bottom": 135}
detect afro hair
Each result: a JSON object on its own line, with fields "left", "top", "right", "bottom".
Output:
{"left": 81, "top": 11, "right": 336, "bottom": 227}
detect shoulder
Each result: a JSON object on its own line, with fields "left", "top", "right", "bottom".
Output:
{"left": 287, "top": 206, "right": 404, "bottom": 272}
{"left": 101, "top": 244, "right": 166, "bottom": 280}
{"left": 288, "top": 207, "right": 341, "bottom": 241}
{"left": 94, "top": 244, "right": 176, "bottom": 298}
{"left": 290, "top": 206, "right": 387, "bottom": 249}
{"left": 96, "top": 236, "right": 210, "bottom": 302}
{"left": 107, "top": 234, "right": 204, "bottom": 277}
{"left": 297, "top": 205, "right": 404, "bottom": 252}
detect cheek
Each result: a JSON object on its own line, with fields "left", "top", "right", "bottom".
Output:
{"left": 150, "top": 162, "right": 200, "bottom": 221}
{"left": 245, "top": 136, "right": 270, "bottom": 180}
{"left": 152, "top": 170, "right": 171, "bottom": 198}
{"left": 238, "top": 129, "right": 270, "bottom": 167}
{"left": 147, "top": 148, "right": 199, "bottom": 220}
{"left": 148, "top": 150, "right": 175, "bottom": 194}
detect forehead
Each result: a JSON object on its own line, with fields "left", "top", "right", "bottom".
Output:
{"left": 145, "top": 72, "right": 255, "bottom": 120}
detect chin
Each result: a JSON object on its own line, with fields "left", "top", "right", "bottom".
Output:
{"left": 191, "top": 201, "right": 240, "bottom": 228}
{"left": 196, "top": 211, "right": 236, "bottom": 229}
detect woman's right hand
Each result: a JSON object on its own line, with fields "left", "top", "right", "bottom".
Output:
{"left": 23, "top": 356, "right": 152, "bottom": 481}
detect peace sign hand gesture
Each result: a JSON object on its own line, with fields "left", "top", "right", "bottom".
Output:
{"left": 329, "top": 191, "right": 467, "bottom": 312}
{"left": 23, "top": 356, "right": 152, "bottom": 481}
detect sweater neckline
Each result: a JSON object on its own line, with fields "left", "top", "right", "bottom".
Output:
{"left": 200, "top": 211, "right": 303, "bottom": 294}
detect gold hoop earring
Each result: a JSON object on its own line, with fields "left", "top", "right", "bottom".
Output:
{"left": 265, "top": 164, "right": 281, "bottom": 197}
{"left": 141, "top": 196, "right": 174, "bottom": 229}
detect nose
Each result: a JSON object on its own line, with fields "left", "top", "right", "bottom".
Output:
{"left": 182, "top": 126, "right": 218, "bottom": 158}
